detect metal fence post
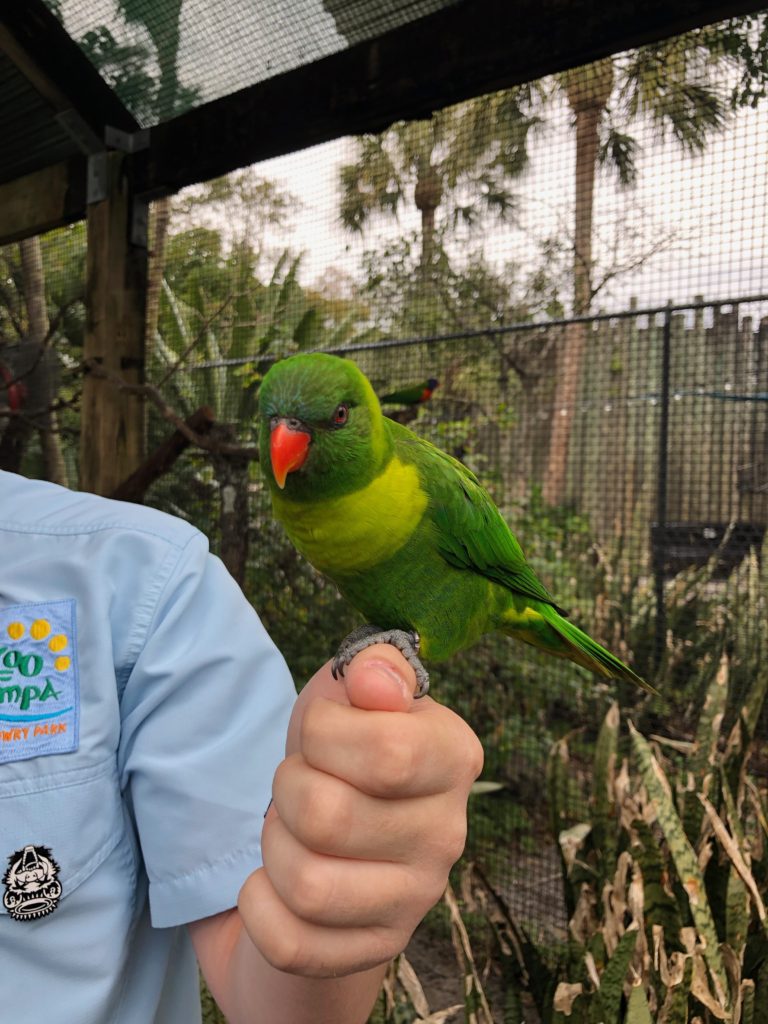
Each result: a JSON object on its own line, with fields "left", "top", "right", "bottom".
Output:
{"left": 654, "top": 304, "right": 672, "bottom": 668}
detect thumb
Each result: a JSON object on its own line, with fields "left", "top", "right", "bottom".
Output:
{"left": 284, "top": 645, "right": 419, "bottom": 756}
{"left": 343, "top": 645, "right": 418, "bottom": 712}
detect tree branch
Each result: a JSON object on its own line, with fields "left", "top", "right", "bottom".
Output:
{"left": 83, "top": 358, "right": 259, "bottom": 458}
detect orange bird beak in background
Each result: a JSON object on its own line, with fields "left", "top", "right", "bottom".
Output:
{"left": 270, "top": 421, "right": 311, "bottom": 489}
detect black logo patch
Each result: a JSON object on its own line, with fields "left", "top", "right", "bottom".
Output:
{"left": 3, "top": 845, "right": 62, "bottom": 921}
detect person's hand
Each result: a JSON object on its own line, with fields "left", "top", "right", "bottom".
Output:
{"left": 237, "top": 645, "right": 484, "bottom": 977}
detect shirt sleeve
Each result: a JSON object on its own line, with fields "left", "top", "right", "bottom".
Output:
{"left": 117, "top": 531, "right": 297, "bottom": 928}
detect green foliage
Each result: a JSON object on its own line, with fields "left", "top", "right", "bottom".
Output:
{"left": 404, "top": 532, "right": 766, "bottom": 1023}
{"left": 339, "top": 91, "right": 535, "bottom": 242}
{"left": 702, "top": 14, "right": 768, "bottom": 109}
{"left": 502, "top": 641, "right": 768, "bottom": 1023}
{"left": 359, "top": 231, "right": 563, "bottom": 338}
{"left": 200, "top": 975, "right": 226, "bottom": 1024}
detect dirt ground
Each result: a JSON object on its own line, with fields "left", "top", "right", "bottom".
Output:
{"left": 405, "top": 920, "right": 504, "bottom": 1021}
{"left": 402, "top": 846, "right": 568, "bottom": 1022}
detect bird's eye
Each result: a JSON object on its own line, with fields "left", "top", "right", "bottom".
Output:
{"left": 332, "top": 403, "right": 349, "bottom": 426}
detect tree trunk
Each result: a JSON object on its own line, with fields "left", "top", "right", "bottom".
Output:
{"left": 420, "top": 205, "right": 437, "bottom": 275}
{"left": 19, "top": 236, "right": 69, "bottom": 486}
{"left": 543, "top": 63, "right": 613, "bottom": 505}
{"left": 213, "top": 449, "right": 251, "bottom": 586}
{"left": 414, "top": 156, "right": 442, "bottom": 279}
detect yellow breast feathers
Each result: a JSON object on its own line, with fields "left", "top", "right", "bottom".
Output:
{"left": 273, "top": 458, "right": 427, "bottom": 574}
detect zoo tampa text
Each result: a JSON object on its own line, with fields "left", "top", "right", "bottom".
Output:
{"left": 0, "top": 643, "right": 68, "bottom": 742}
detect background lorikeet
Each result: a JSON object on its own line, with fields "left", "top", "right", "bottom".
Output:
{"left": 379, "top": 377, "right": 439, "bottom": 406}
{"left": 258, "top": 353, "right": 653, "bottom": 697}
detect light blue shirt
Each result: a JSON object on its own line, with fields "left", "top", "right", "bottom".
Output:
{"left": 0, "top": 471, "right": 296, "bottom": 1022}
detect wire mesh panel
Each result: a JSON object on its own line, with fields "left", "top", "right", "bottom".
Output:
{"left": 44, "top": 0, "right": 457, "bottom": 124}
{"left": 145, "top": 297, "right": 767, "bottom": 945}
{"left": 3, "top": 9, "right": 768, "bottom": 1019}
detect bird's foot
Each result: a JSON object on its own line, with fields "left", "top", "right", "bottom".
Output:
{"left": 331, "top": 624, "right": 430, "bottom": 698}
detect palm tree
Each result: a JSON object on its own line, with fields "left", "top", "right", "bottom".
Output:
{"left": 339, "top": 90, "right": 536, "bottom": 276}
{"left": 117, "top": 0, "right": 184, "bottom": 121}
{"left": 542, "top": 33, "right": 732, "bottom": 504}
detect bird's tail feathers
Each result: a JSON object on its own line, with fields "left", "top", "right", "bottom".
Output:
{"left": 543, "top": 607, "right": 658, "bottom": 695}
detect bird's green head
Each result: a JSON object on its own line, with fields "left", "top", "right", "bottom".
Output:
{"left": 258, "top": 353, "right": 390, "bottom": 501}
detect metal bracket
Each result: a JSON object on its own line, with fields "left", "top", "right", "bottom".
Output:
{"left": 86, "top": 126, "right": 150, "bottom": 237}
{"left": 87, "top": 151, "right": 109, "bottom": 204}
{"left": 104, "top": 125, "right": 150, "bottom": 154}
{"left": 87, "top": 155, "right": 149, "bottom": 247}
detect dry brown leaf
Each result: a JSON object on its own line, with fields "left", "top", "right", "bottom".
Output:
{"left": 700, "top": 793, "right": 767, "bottom": 923}
{"left": 697, "top": 835, "right": 715, "bottom": 875}
{"left": 652, "top": 924, "right": 666, "bottom": 978}
{"left": 649, "top": 735, "right": 696, "bottom": 755}
{"left": 559, "top": 822, "right": 591, "bottom": 873}
{"left": 657, "top": 952, "right": 692, "bottom": 1024}
{"left": 418, "top": 1008, "right": 463, "bottom": 1024}
{"left": 397, "top": 954, "right": 431, "bottom": 1019}
{"left": 680, "top": 927, "right": 697, "bottom": 954}
{"left": 553, "top": 981, "right": 583, "bottom": 1016}
{"left": 584, "top": 950, "right": 601, "bottom": 992}
{"left": 603, "top": 852, "right": 632, "bottom": 956}
{"left": 443, "top": 885, "right": 494, "bottom": 1024}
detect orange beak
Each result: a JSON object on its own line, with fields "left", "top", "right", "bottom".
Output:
{"left": 270, "top": 421, "right": 311, "bottom": 489}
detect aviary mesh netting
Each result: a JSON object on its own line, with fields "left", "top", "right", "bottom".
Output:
{"left": 44, "top": 0, "right": 456, "bottom": 123}
{"left": 2, "top": 6, "right": 768, "bottom": 1019}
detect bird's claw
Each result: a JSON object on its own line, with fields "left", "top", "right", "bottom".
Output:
{"left": 332, "top": 625, "right": 430, "bottom": 698}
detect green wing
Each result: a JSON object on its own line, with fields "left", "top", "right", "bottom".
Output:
{"left": 391, "top": 423, "right": 567, "bottom": 615}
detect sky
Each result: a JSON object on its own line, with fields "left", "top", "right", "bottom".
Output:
{"left": 248, "top": 94, "right": 768, "bottom": 316}
{"left": 56, "top": 0, "right": 768, "bottom": 318}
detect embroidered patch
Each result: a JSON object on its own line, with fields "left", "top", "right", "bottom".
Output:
{"left": 0, "top": 600, "right": 79, "bottom": 763}
{"left": 3, "top": 845, "right": 62, "bottom": 921}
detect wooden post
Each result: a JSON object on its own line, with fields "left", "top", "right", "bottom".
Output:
{"left": 80, "top": 151, "right": 147, "bottom": 494}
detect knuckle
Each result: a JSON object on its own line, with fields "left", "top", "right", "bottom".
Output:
{"left": 295, "top": 775, "right": 352, "bottom": 851}
{"left": 369, "top": 926, "right": 409, "bottom": 967}
{"left": 420, "top": 874, "right": 450, "bottom": 914}
{"left": 467, "top": 730, "right": 485, "bottom": 781}
{"left": 442, "top": 816, "right": 469, "bottom": 864}
{"left": 259, "top": 927, "right": 305, "bottom": 975}
{"left": 368, "top": 731, "right": 417, "bottom": 795}
{"left": 289, "top": 860, "right": 332, "bottom": 921}
{"left": 452, "top": 721, "right": 484, "bottom": 785}
{"left": 298, "top": 696, "right": 327, "bottom": 751}
{"left": 271, "top": 756, "right": 292, "bottom": 798}
{"left": 237, "top": 880, "right": 303, "bottom": 975}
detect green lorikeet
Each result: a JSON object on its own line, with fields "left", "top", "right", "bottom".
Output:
{"left": 379, "top": 377, "right": 439, "bottom": 405}
{"left": 258, "top": 353, "right": 653, "bottom": 697}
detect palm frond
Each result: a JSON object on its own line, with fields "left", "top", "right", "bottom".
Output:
{"left": 598, "top": 124, "right": 639, "bottom": 186}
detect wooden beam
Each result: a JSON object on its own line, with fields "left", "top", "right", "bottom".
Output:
{"left": 0, "top": 157, "right": 86, "bottom": 245}
{"left": 80, "top": 152, "right": 147, "bottom": 495}
{"left": 0, "top": 0, "right": 139, "bottom": 139}
{"left": 135, "top": 0, "right": 767, "bottom": 197}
